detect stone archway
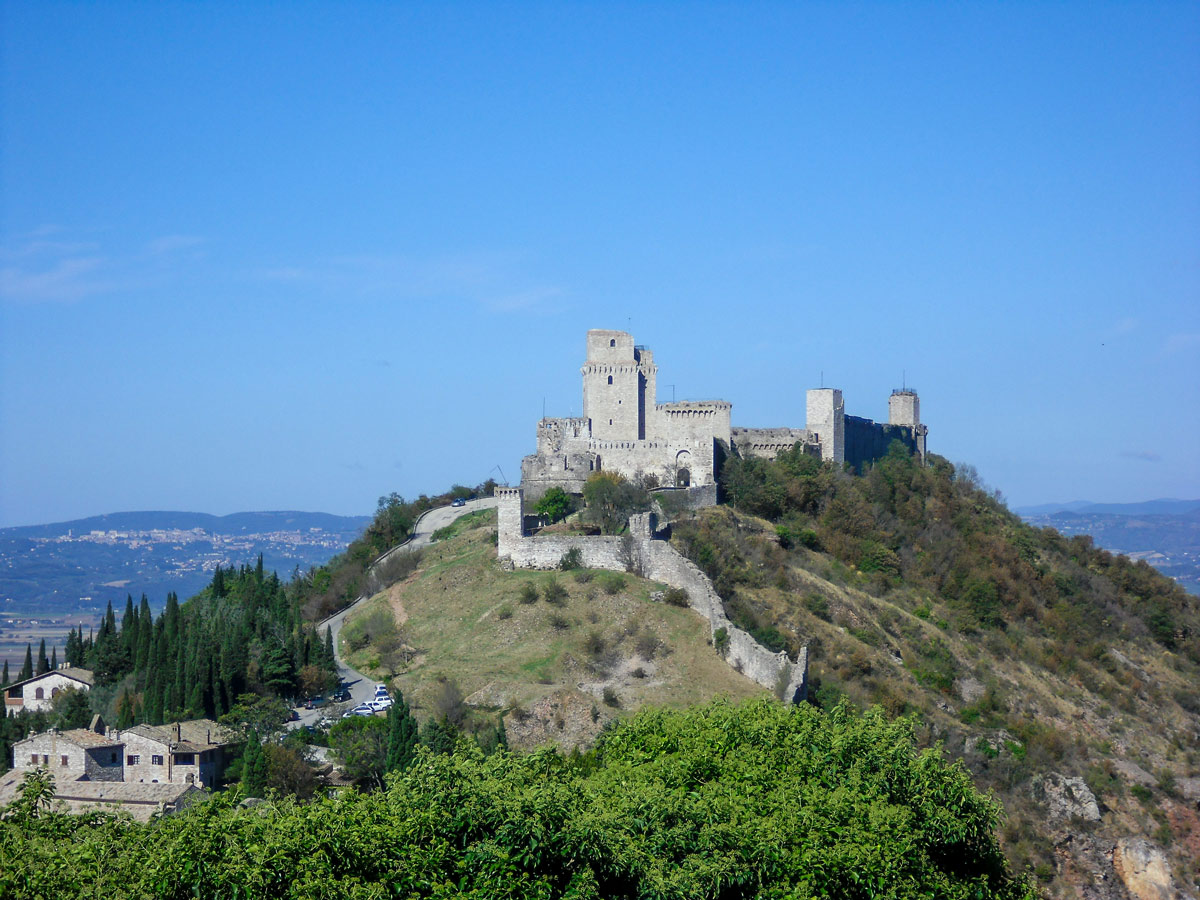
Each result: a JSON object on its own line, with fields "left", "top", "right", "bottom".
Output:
{"left": 675, "top": 450, "right": 692, "bottom": 488}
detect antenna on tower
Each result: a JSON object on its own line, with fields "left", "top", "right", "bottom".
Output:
{"left": 820, "top": 370, "right": 824, "bottom": 388}
{"left": 902, "top": 370, "right": 906, "bottom": 391}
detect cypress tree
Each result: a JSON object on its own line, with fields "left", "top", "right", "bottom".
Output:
{"left": 20, "top": 644, "right": 33, "bottom": 681}
{"left": 36, "top": 639, "right": 49, "bottom": 675}
{"left": 386, "top": 692, "right": 419, "bottom": 773}
{"left": 1, "top": 660, "right": 9, "bottom": 687}
{"left": 242, "top": 731, "right": 269, "bottom": 797}
{"left": 324, "top": 626, "right": 336, "bottom": 670}
{"left": 49, "top": 646, "right": 57, "bottom": 671}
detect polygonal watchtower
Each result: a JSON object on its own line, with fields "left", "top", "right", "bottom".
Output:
{"left": 581, "top": 329, "right": 657, "bottom": 441}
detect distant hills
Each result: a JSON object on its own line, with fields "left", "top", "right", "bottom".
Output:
{"left": 0, "top": 509, "right": 370, "bottom": 638}
{"left": 1018, "top": 499, "right": 1200, "bottom": 595}
{"left": 1015, "top": 498, "right": 1200, "bottom": 517}
{"left": 1, "top": 510, "right": 370, "bottom": 540}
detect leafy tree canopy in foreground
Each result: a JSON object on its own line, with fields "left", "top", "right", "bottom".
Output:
{"left": 0, "top": 698, "right": 1030, "bottom": 900}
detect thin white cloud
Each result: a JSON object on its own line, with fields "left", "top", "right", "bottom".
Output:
{"left": 0, "top": 231, "right": 205, "bottom": 303}
{"left": 256, "top": 250, "right": 564, "bottom": 314}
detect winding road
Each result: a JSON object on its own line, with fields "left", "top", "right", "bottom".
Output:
{"left": 292, "top": 497, "right": 496, "bottom": 728}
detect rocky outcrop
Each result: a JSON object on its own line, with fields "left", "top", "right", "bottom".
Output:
{"left": 1032, "top": 772, "right": 1101, "bottom": 822}
{"left": 1111, "top": 838, "right": 1173, "bottom": 900}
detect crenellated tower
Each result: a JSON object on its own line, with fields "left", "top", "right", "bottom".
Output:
{"left": 581, "top": 330, "right": 657, "bottom": 441}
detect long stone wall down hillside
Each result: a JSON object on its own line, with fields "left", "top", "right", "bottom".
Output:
{"left": 495, "top": 490, "right": 807, "bottom": 703}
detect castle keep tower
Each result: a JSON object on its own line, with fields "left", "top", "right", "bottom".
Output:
{"left": 888, "top": 389, "right": 919, "bottom": 428}
{"left": 806, "top": 388, "right": 845, "bottom": 465}
{"left": 581, "top": 330, "right": 657, "bottom": 441}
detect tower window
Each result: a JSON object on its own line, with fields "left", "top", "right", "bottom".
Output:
{"left": 608, "top": 376, "right": 613, "bottom": 385}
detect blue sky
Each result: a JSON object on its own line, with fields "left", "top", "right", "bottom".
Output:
{"left": 2, "top": 2, "right": 1197, "bottom": 528}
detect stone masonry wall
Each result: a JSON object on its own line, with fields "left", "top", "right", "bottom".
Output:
{"left": 494, "top": 490, "right": 807, "bottom": 703}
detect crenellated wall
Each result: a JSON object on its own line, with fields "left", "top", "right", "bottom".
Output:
{"left": 494, "top": 490, "right": 808, "bottom": 703}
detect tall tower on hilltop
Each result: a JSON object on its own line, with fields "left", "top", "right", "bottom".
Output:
{"left": 888, "top": 389, "right": 919, "bottom": 428}
{"left": 806, "top": 388, "right": 845, "bottom": 465}
{"left": 581, "top": 329, "right": 657, "bottom": 441}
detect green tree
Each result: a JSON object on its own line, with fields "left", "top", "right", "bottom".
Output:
{"left": 329, "top": 715, "right": 389, "bottom": 787}
{"left": 35, "top": 640, "right": 48, "bottom": 676}
{"left": 534, "top": 486, "right": 574, "bottom": 523}
{"left": 50, "top": 687, "right": 91, "bottom": 730}
{"left": 241, "top": 730, "right": 269, "bottom": 797}
{"left": 582, "top": 472, "right": 651, "bottom": 534}
{"left": 19, "top": 644, "right": 32, "bottom": 682}
{"left": 385, "top": 693, "right": 419, "bottom": 773}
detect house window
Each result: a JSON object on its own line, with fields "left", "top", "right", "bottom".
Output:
{"left": 41, "top": 755, "right": 48, "bottom": 766}
{"left": 176, "top": 753, "right": 195, "bottom": 765}
{"left": 60, "top": 755, "right": 68, "bottom": 767}
{"left": 151, "top": 754, "right": 164, "bottom": 766}
{"left": 34, "top": 687, "right": 44, "bottom": 700}
{"left": 127, "top": 755, "right": 140, "bottom": 765}
{"left": 29, "top": 754, "right": 37, "bottom": 765}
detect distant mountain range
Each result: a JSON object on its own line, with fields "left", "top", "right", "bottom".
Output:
{"left": 1017, "top": 499, "right": 1200, "bottom": 596}
{"left": 1015, "top": 498, "right": 1200, "bottom": 517}
{"left": 2, "top": 510, "right": 371, "bottom": 540}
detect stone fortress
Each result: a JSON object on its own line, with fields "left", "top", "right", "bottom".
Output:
{"left": 521, "top": 329, "right": 927, "bottom": 499}
{"left": 500, "top": 329, "right": 930, "bottom": 705}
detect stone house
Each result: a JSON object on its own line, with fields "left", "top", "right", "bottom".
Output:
{"left": 3, "top": 666, "right": 95, "bottom": 716}
{"left": 10, "top": 722, "right": 124, "bottom": 782}
{"left": 116, "top": 719, "right": 237, "bottom": 789}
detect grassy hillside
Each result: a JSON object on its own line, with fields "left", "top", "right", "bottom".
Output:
{"left": 675, "top": 445, "right": 1200, "bottom": 896}
{"left": 341, "top": 509, "right": 761, "bottom": 750}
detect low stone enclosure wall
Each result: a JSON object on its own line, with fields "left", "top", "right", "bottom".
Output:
{"left": 496, "top": 489, "right": 808, "bottom": 704}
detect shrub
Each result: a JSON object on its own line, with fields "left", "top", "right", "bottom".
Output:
{"left": 574, "top": 568, "right": 594, "bottom": 583}
{"left": 602, "top": 687, "right": 619, "bottom": 707}
{"left": 518, "top": 582, "right": 539, "bottom": 604}
{"left": 600, "top": 573, "right": 625, "bottom": 595}
{"left": 804, "top": 593, "right": 831, "bottom": 620}
{"left": 542, "top": 578, "right": 568, "bottom": 605}
{"left": 584, "top": 630, "right": 606, "bottom": 658}
{"left": 663, "top": 586, "right": 689, "bottom": 607}
{"left": 548, "top": 612, "right": 570, "bottom": 630}
{"left": 559, "top": 547, "right": 583, "bottom": 571}
{"left": 496, "top": 605, "right": 513, "bottom": 621}
{"left": 713, "top": 627, "right": 730, "bottom": 657}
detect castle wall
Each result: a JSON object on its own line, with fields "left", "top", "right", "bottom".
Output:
{"left": 493, "top": 490, "right": 807, "bottom": 703}
{"left": 844, "top": 415, "right": 920, "bottom": 471}
{"left": 731, "top": 427, "right": 817, "bottom": 461}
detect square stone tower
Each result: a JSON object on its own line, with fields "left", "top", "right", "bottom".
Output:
{"left": 581, "top": 329, "right": 657, "bottom": 441}
{"left": 806, "top": 388, "right": 845, "bottom": 465}
{"left": 888, "top": 389, "right": 920, "bottom": 428}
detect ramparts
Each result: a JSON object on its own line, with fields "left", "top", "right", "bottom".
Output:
{"left": 495, "top": 488, "right": 808, "bottom": 703}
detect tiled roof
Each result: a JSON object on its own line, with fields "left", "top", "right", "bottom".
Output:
{"left": 61, "top": 728, "right": 122, "bottom": 749}
{"left": 3, "top": 667, "right": 96, "bottom": 693}
{"left": 14, "top": 727, "right": 122, "bottom": 751}
{"left": 0, "top": 770, "right": 203, "bottom": 821}
{"left": 120, "top": 718, "right": 237, "bottom": 750}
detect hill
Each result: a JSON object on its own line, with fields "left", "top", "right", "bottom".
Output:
{"left": 1018, "top": 505, "right": 1200, "bottom": 596}
{"left": 340, "top": 508, "right": 762, "bottom": 750}
{"left": 670, "top": 444, "right": 1200, "bottom": 897}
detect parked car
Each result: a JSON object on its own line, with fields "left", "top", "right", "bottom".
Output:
{"left": 304, "top": 696, "right": 325, "bottom": 710}
{"left": 451, "top": 498, "right": 466, "bottom": 507}
{"left": 342, "top": 704, "right": 375, "bottom": 718}
{"left": 332, "top": 689, "right": 351, "bottom": 703}
{"left": 368, "top": 698, "right": 393, "bottom": 712}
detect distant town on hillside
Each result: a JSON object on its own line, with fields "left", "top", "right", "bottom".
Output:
{"left": 0, "top": 510, "right": 370, "bottom": 669}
